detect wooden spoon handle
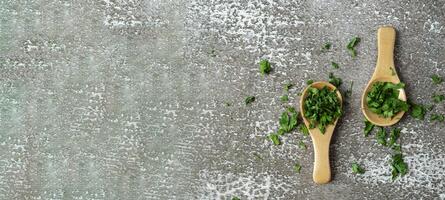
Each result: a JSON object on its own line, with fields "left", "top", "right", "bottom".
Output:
{"left": 375, "top": 26, "right": 396, "bottom": 76}
{"left": 312, "top": 139, "right": 331, "bottom": 184}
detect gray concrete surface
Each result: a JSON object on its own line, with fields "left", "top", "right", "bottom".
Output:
{"left": 0, "top": 0, "right": 444, "bottom": 199}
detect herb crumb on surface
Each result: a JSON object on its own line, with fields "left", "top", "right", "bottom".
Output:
{"left": 431, "top": 113, "right": 445, "bottom": 122}
{"left": 431, "top": 74, "right": 443, "bottom": 84}
{"left": 298, "top": 140, "right": 307, "bottom": 149}
{"left": 352, "top": 163, "right": 365, "bottom": 174}
{"left": 328, "top": 73, "right": 342, "bottom": 87}
{"left": 294, "top": 163, "right": 302, "bottom": 174}
{"left": 322, "top": 42, "right": 331, "bottom": 51}
{"left": 391, "top": 153, "right": 408, "bottom": 180}
{"left": 347, "top": 36, "right": 361, "bottom": 57}
{"left": 245, "top": 96, "right": 255, "bottom": 105}
{"left": 259, "top": 59, "right": 272, "bottom": 75}
{"left": 364, "top": 120, "right": 375, "bottom": 137}
{"left": 331, "top": 62, "right": 339, "bottom": 69}
{"left": 432, "top": 93, "right": 444, "bottom": 103}
{"left": 376, "top": 126, "right": 387, "bottom": 146}
{"left": 268, "top": 133, "right": 281, "bottom": 145}
{"left": 410, "top": 103, "right": 427, "bottom": 120}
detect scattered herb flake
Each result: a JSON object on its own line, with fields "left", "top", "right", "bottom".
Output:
{"left": 431, "top": 113, "right": 445, "bottom": 122}
{"left": 299, "top": 124, "right": 309, "bottom": 136}
{"left": 391, "top": 153, "right": 408, "bottom": 180}
{"left": 268, "top": 133, "right": 281, "bottom": 145}
{"left": 392, "top": 144, "right": 402, "bottom": 152}
{"left": 410, "top": 103, "right": 426, "bottom": 120}
{"left": 298, "top": 140, "right": 307, "bottom": 149}
{"left": 294, "top": 163, "right": 302, "bottom": 174}
{"left": 388, "top": 128, "right": 401, "bottom": 147}
{"left": 328, "top": 73, "right": 342, "bottom": 87}
{"left": 278, "top": 107, "right": 300, "bottom": 134}
{"left": 331, "top": 62, "right": 339, "bottom": 69}
{"left": 346, "top": 37, "right": 360, "bottom": 57}
{"left": 224, "top": 102, "right": 231, "bottom": 107}
{"left": 431, "top": 74, "right": 443, "bottom": 84}
{"left": 352, "top": 163, "right": 365, "bottom": 174}
{"left": 376, "top": 126, "right": 387, "bottom": 146}
{"left": 245, "top": 96, "right": 255, "bottom": 105}
{"left": 232, "top": 197, "right": 241, "bottom": 200}
{"left": 432, "top": 93, "right": 444, "bottom": 103}
{"left": 277, "top": 128, "right": 285, "bottom": 136}
{"left": 253, "top": 153, "right": 263, "bottom": 161}
{"left": 364, "top": 119, "right": 375, "bottom": 137}
{"left": 345, "top": 81, "right": 354, "bottom": 98}
{"left": 366, "top": 82, "right": 409, "bottom": 118}
{"left": 284, "top": 83, "right": 293, "bottom": 92}
{"left": 279, "top": 112, "right": 290, "bottom": 131}
{"left": 259, "top": 59, "right": 272, "bottom": 75}
{"left": 306, "top": 79, "right": 314, "bottom": 85}
{"left": 425, "top": 104, "right": 434, "bottom": 111}
{"left": 322, "top": 42, "right": 332, "bottom": 51}
{"left": 303, "top": 86, "right": 342, "bottom": 134}
{"left": 280, "top": 95, "right": 289, "bottom": 102}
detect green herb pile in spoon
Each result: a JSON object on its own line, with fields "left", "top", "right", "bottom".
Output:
{"left": 303, "top": 86, "right": 342, "bottom": 134}
{"left": 366, "top": 82, "right": 409, "bottom": 118}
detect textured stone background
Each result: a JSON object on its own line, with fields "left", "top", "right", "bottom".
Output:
{"left": 0, "top": 0, "right": 444, "bottom": 199}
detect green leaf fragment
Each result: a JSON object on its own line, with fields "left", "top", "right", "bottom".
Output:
{"left": 232, "top": 197, "right": 241, "bottom": 200}
{"left": 284, "top": 83, "right": 293, "bottom": 92}
{"left": 344, "top": 81, "right": 354, "bottom": 98}
{"left": 245, "top": 96, "right": 255, "bottom": 105}
{"left": 306, "top": 79, "right": 314, "bottom": 85}
{"left": 410, "top": 103, "right": 426, "bottom": 120}
{"left": 277, "top": 107, "right": 300, "bottom": 135}
{"left": 298, "top": 140, "right": 307, "bottom": 149}
{"left": 432, "top": 93, "right": 444, "bottom": 103}
{"left": 259, "top": 59, "right": 272, "bottom": 75}
{"left": 322, "top": 42, "right": 331, "bottom": 51}
{"left": 392, "top": 144, "right": 402, "bottom": 152}
{"left": 431, "top": 113, "right": 445, "bottom": 122}
{"left": 268, "top": 133, "right": 281, "bottom": 145}
{"left": 352, "top": 163, "right": 365, "bottom": 174}
{"left": 364, "top": 120, "right": 375, "bottom": 137}
{"left": 376, "top": 126, "right": 387, "bottom": 146}
{"left": 280, "top": 95, "right": 289, "bottom": 102}
{"left": 431, "top": 74, "right": 443, "bottom": 84}
{"left": 388, "top": 128, "right": 401, "bottom": 147}
{"left": 279, "top": 112, "right": 290, "bottom": 131}
{"left": 294, "top": 163, "right": 302, "bottom": 173}
{"left": 328, "top": 73, "right": 342, "bottom": 87}
{"left": 299, "top": 124, "right": 309, "bottom": 136}
{"left": 331, "top": 62, "right": 339, "bottom": 69}
{"left": 347, "top": 37, "right": 360, "bottom": 57}
{"left": 391, "top": 153, "right": 408, "bottom": 180}
{"left": 253, "top": 153, "right": 263, "bottom": 161}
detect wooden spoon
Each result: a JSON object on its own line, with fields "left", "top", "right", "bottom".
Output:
{"left": 361, "top": 26, "right": 407, "bottom": 127}
{"left": 300, "top": 81, "right": 343, "bottom": 184}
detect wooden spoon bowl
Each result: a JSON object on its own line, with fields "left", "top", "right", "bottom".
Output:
{"left": 361, "top": 26, "right": 407, "bottom": 126}
{"left": 300, "top": 81, "right": 342, "bottom": 184}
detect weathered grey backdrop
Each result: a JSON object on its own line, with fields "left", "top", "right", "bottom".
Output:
{"left": 0, "top": 0, "right": 444, "bottom": 199}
